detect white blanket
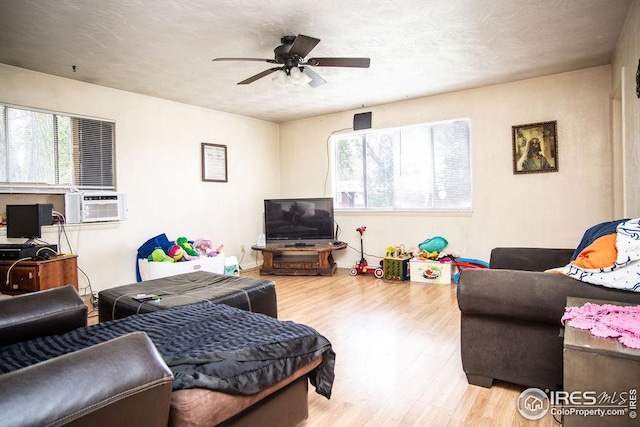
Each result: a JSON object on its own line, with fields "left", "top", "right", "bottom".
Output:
{"left": 549, "top": 218, "right": 640, "bottom": 292}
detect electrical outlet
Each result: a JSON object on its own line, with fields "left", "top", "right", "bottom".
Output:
{"left": 241, "top": 245, "right": 245, "bottom": 253}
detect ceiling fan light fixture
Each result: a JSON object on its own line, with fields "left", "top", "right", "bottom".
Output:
{"left": 271, "top": 67, "right": 311, "bottom": 87}
{"left": 272, "top": 69, "right": 289, "bottom": 87}
{"left": 290, "top": 67, "right": 312, "bottom": 86}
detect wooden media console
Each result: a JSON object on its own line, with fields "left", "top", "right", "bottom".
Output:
{"left": 251, "top": 242, "right": 346, "bottom": 276}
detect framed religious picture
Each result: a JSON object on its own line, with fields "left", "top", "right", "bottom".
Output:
{"left": 201, "top": 143, "right": 228, "bottom": 182}
{"left": 512, "top": 121, "right": 558, "bottom": 174}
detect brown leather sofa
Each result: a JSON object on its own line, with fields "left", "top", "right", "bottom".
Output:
{"left": 0, "top": 286, "right": 174, "bottom": 427}
{"left": 457, "top": 247, "right": 640, "bottom": 391}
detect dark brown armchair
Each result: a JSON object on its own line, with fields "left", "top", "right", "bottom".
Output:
{"left": 0, "top": 286, "right": 174, "bottom": 427}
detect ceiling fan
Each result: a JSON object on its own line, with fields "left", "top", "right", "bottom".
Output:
{"left": 212, "top": 34, "right": 370, "bottom": 88}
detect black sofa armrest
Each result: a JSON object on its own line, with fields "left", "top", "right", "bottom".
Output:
{"left": 0, "top": 332, "right": 174, "bottom": 427}
{"left": 489, "top": 247, "right": 574, "bottom": 271}
{"left": 458, "top": 268, "right": 640, "bottom": 325}
{"left": 0, "top": 285, "right": 87, "bottom": 347}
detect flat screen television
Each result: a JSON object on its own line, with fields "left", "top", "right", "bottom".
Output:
{"left": 264, "top": 197, "right": 335, "bottom": 244}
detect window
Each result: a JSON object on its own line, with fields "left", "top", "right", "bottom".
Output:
{"left": 333, "top": 119, "right": 471, "bottom": 211}
{"left": 0, "top": 104, "right": 115, "bottom": 193}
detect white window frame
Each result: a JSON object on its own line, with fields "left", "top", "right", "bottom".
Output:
{"left": 332, "top": 118, "right": 472, "bottom": 212}
{"left": 0, "top": 103, "right": 116, "bottom": 194}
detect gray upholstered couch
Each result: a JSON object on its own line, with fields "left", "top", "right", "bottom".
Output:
{"left": 457, "top": 247, "right": 640, "bottom": 391}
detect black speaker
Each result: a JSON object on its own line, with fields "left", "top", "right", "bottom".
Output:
{"left": 353, "top": 112, "right": 372, "bottom": 130}
{"left": 37, "top": 203, "right": 54, "bottom": 226}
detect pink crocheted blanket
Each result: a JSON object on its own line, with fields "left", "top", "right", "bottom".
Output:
{"left": 562, "top": 303, "right": 640, "bottom": 349}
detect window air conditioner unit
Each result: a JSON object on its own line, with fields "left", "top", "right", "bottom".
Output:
{"left": 64, "top": 192, "right": 127, "bottom": 224}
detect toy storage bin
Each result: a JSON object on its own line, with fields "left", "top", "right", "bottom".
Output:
{"left": 138, "top": 253, "right": 225, "bottom": 281}
{"left": 383, "top": 256, "right": 411, "bottom": 281}
{"left": 409, "top": 259, "right": 452, "bottom": 284}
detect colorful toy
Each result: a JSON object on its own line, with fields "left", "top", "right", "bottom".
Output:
{"left": 415, "top": 249, "right": 441, "bottom": 260}
{"left": 167, "top": 244, "right": 185, "bottom": 261}
{"left": 176, "top": 237, "right": 200, "bottom": 257}
{"left": 349, "top": 226, "right": 384, "bottom": 279}
{"left": 452, "top": 257, "right": 489, "bottom": 283}
{"left": 148, "top": 247, "right": 175, "bottom": 263}
{"left": 194, "top": 239, "right": 224, "bottom": 257}
{"left": 386, "top": 244, "right": 410, "bottom": 258}
{"left": 383, "top": 244, "right": 412, "bottom": 281}
{"left": 418, "top": 236, "right": 448, "bottom": 253}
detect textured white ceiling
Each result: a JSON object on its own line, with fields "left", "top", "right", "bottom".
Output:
{"left": 0, "top": 0, "right": 633, "bottom": 123}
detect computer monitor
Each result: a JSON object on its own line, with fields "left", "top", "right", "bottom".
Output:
{"left": 6, "top": 204, "right": 48, "bottom": 240}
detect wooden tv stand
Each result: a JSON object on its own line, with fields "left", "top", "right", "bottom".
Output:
{"left": 251, "top": 242, "right": 346, "bottom": 276}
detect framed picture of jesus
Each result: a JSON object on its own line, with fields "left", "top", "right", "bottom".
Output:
{"left": 512, "top": 121, "right": 558, "bottom": 174}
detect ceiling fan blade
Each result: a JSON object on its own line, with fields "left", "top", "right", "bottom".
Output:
{"left": 308, "top": 57, "right": 371, "bottom": 68}
{"left": 302, "top": 67, "right": 326, "bottom": 88}
{"left": 213, "top": 58, "right": 277, "bottom": 63}
{"left": 238, "top": 67, "right": 281, "bottom": 85}
{"left": 289, "top": 34, "right": 321, "bottom": 58}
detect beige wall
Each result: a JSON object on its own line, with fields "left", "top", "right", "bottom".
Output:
{"left": 0, "top": 64, "right": 280, "bottom": 292}
{"left": 279, "top": 66, "right": 614, "bottom": 266}
{"left": 612, "top": 0, "right": 640, "bottom": 217}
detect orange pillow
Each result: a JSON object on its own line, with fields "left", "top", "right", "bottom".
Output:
{"left": 571, "top": 233, "right": 617, "bottom": 269}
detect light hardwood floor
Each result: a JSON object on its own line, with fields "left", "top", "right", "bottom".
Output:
{"left": 241, "top": 268, "right": 559, "bottom": 427}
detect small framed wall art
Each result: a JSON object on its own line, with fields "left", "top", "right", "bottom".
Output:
{"left": 201, "top": 143, "right": 228, "bottom": 182}
{"left": 512, "top": 121, "right": 558, "bottom": 174}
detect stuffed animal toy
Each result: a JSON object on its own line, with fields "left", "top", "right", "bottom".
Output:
{"left": 176, "top": 237, "right": 200, "bottom": 257}
{"left": 194, "top": 239, "right": 212, "bottom": 256}
{"left": 149, "top": 247, "right": 175, "bottom": 263}
{"left": 194, "top": 239, "right": 224, "bottom": 257}
{"left": 167, "top": 244, "right": 184, "bottom": 261}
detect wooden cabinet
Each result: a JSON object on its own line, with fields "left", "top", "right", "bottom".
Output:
{"left": 0, "top": 255, "right": 78, "bottom": 295}
{"left": 251, "top": 243, "right": 346, "bottom": 276}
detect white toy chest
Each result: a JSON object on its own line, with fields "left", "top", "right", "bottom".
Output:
{"left": 138, "top": 253, "right": 226, "bottom": 281}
